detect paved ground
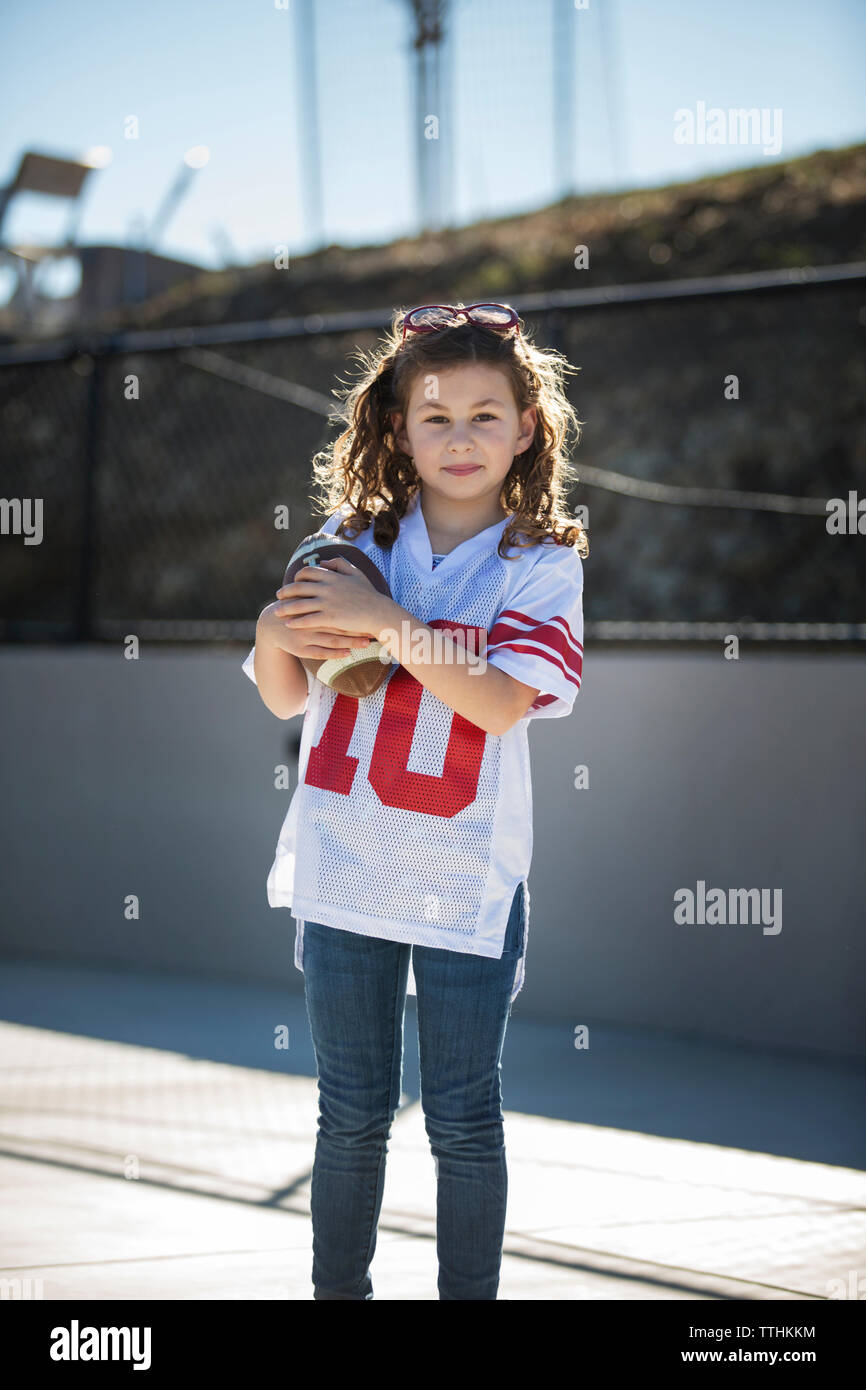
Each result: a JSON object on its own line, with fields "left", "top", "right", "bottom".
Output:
{"left": 1, "top": 961, "right": 864, "bottom": 1301}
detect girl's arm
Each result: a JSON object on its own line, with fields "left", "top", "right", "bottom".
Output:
{"left": 250, "top": 604, "right": 355, "bottom": 719}
{"left": 252, "top": 616, "right": 310, "bottom": 719}
{"left": 377, "top": 604, "right": 539, "bottom": 737}
{"left": 274, "top": 560, "right": 538, "bottom": 735}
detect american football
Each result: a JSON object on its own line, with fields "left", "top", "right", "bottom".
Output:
{"left": 282, "top": 531, "right": 394, "bottom": 698}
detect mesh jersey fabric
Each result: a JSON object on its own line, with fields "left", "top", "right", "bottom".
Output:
{"left": 242, "top": 488, "right": 584, "bottom": 1004}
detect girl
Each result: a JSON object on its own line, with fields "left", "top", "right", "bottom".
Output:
{"left": 242, "top": 302, "right": 588, "bottom": 1300}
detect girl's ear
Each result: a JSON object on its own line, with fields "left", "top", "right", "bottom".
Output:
{"left": 390, "top": 410, "right": 409, "bottom": 453}
{"left": 515, "top": 405, "right": 538, "bottom": 454}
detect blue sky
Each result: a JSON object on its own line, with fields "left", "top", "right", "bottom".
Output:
{"left": 0, "top": 0, "right": 864, "bottom": 275}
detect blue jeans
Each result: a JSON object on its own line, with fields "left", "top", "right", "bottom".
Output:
{"left": 300, "top": 880, "right": 526, "bottom": 1300}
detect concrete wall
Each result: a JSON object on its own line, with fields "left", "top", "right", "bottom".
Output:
{"left": 1, "top": 647, "right": 863, "bottom": 1061}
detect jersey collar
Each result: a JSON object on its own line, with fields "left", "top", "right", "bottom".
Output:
{"left": 401, "top": 488, "right": 510, "bottom": 573}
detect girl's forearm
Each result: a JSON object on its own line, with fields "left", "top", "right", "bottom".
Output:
{"left": 252, "top": 621, "right": 309, "bottom": 719}
{"left": 375, "top": 601, "right": 536, "bottom": 737}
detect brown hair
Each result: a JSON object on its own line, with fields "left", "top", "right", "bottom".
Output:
{"left": 309, "top": 305, "right": 589, "bottom": 559}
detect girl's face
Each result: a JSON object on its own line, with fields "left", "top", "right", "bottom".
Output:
{"left": 391, "top": 362, "right": 537, "bottom": 507}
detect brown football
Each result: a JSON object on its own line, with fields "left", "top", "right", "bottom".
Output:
{"left": 282, "top": 531, "right": 394, "bottom": 698}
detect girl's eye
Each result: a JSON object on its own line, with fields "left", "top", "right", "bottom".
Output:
{"left": 422, "top": 413, "right": 497, "bottom": 423}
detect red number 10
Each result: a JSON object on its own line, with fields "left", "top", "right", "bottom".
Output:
{"left": 304, "top": 620, "right": 487, "bottom": 819}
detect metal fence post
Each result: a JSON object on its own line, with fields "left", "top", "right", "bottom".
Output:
{"left": 76, "top": 348, "right": 104, "bottom": 642}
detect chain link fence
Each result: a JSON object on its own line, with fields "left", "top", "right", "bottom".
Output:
{"left": 1, "top": 269, "right": 864, "bottom": 644}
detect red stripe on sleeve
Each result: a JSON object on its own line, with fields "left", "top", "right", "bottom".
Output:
{"left": 491, "top": 638, "right": 582, "bottom": 690}
{"left": 487, "top": 613, "right": 583, "bottom": 686}
{"left": 495, "top": 608, "right": 583, "bottom": 652}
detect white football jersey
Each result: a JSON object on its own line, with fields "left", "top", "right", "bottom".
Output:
{"left": 242, "top": 489, "right": 584, "bottom": 1003}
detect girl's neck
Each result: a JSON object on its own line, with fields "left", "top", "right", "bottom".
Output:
{"left": 418, "top": 487, "right": 509, "bottom": 553}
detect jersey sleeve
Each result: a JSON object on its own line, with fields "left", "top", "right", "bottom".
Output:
{"left": 485, "top": 540, "right": 584, "bottom": 720}
{"left": 240, "top": 507, "right": 347, "bottom": 693}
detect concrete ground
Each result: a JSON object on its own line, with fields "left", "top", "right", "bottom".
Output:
{"left": 1, "top": 960, "right": 864, "bottom": 1301}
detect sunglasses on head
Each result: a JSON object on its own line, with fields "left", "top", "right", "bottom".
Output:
{"left": 401, "top": 302, "right": 521, "bottom": 342}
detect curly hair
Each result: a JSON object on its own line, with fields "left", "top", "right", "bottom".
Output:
{"left": 309, "top": 305, "right": 589, "bottom": 560}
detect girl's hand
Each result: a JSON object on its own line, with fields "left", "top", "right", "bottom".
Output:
{"left": 274, "top": 556, "right": 392, "bottom": 641}
{"left": 256, "top": 601, "right": 359, "bottom": 662}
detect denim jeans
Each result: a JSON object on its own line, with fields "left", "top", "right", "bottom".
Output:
{"left": 300, "top": 880, "right": 526, "bottom": 1300}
